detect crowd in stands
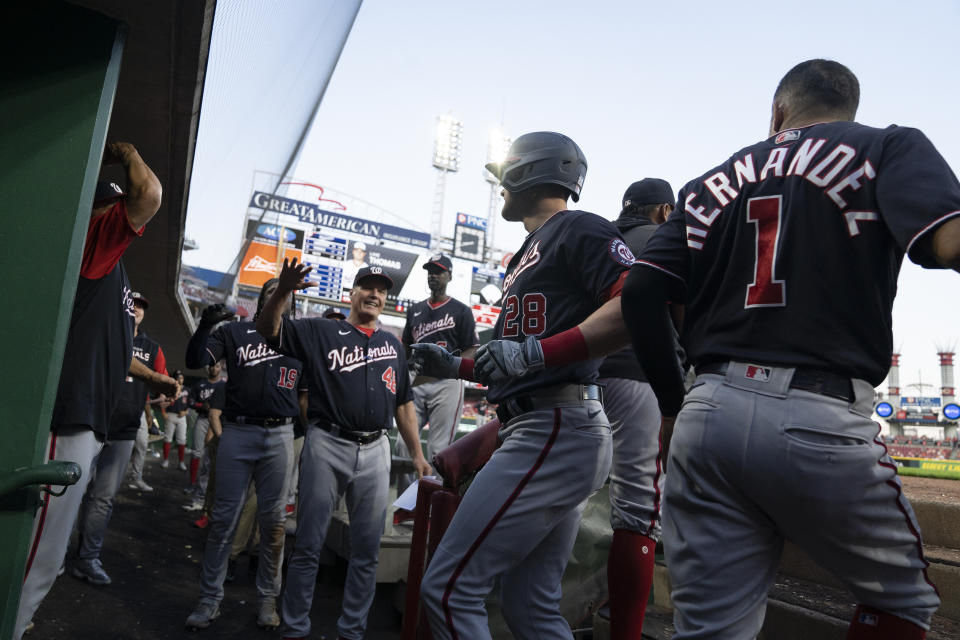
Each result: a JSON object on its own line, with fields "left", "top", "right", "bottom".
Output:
{"left": 883, "top": 435, "right": 959, "bottom": 460}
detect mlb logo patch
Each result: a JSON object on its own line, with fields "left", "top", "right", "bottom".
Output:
{"left": 775, "top": 130, "right": 801, "bottom": 144}
{"left": 857, "top": 612, "right": 879, "bottom": 627}
{"left": 744, "top": 365, "right": 771, "bottom": 382}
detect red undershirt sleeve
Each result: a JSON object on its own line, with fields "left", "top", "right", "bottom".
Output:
{"left": 80, "top": 200, "right": 142, "bottom": 279}
{"left": 154, "top": 347, "right": 167, "bottom": 375}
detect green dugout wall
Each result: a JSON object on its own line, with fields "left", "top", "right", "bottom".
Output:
{"left": 0, "top": 4, "right": 124, "bottom": 636}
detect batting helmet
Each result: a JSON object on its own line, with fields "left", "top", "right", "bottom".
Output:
{"left": 484, "top": 132, "right": 587, "bottom": 202}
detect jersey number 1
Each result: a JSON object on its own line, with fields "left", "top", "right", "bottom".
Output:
{"left": 745, "top": 196, "right": 786, "bottom": 308}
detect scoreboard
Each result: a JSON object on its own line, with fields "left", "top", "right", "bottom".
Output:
{"left": 301, "top": 232, "right": 348, "bottom": 301}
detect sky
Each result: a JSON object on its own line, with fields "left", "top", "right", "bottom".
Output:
{"left": 184, "top": 0, "right": 960, "bottom": 395}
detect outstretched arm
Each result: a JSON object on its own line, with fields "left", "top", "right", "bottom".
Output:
{"left": 256, "top": 257, "right": 313, "bottom": 345}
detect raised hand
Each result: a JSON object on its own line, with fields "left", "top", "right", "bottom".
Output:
{"left": 200, "top": 303, "right": 235, "bottom": 328}
{"left": 277, "top": 257, "right": 313, "bottom": 293}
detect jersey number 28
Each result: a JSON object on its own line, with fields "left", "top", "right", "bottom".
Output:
{"left": 501, "top": 293, "right": 547, "bottom": 337}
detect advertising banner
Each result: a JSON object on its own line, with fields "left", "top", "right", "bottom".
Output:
{"left": 237, "top": 239, "right": 303, "bottom": 288}
{"left": 249, "top": 191, "right": 430, "bottom": 248}
{"left": 245, "top": 219, "right": 305, "bottom": 248}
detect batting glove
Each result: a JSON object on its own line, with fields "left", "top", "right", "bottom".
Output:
{"left": 474, "top": 336, "right": 545, "bottom": 384}
{"left": 199, "top": 303, "right": 235, "bottom": 329}
{"left": 410, "top": 343, "right": 461, "bottom": 379}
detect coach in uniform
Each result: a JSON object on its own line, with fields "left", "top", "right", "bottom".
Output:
{"left": 16, "top": 143, "right": 177, "bottom": 640}
{"left": 182, "top": 279, "right": 303, "bottom": 630}
{"left": 72, "top": 291, "right": 168, "bottom": 586}
{"left": 412, "top": 132, "right": 631, "bottom": 639}
{"left": 257, "top": 262, "right": 431, "bottom": 640}
{"left": 396, "top": 253, "right": 478, "bottom": 495}
{"left": 597, "top": 178, "right": 674, "bottom": 638}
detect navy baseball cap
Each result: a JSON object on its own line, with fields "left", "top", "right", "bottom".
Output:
{"left": 622, "top": 178, "right": 675, "bottom": 209}
{"left": 131, "top": 291, "right": 149, "bottom": 309}
{"left": 94, "top": 180, "right": 125, "bottom": 204}
{"left": 423, "top": 253, "right": 453, "bottom": 272}
{"left": 323, "top": 308, "right": 346, "bottom": 320}
{"left": 354, "top": 266, "right": 394, "bottom": 290}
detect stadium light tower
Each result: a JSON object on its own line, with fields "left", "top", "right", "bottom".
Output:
{"left": 484, "top": 127, "right": 512, "bottom": 254}
{"left": 431, "top": 114, "right": 463, "bottom": 247}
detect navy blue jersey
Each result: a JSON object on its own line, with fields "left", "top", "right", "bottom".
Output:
{"left": 51, "top": 201, "right": 140, "bottom": 437}
{"left": 170, "top": 386, "right": 190, "bottom": 413}
{"left": 192, "top": 320, "right": 303, "bottom": 418}
{"left": 110, "top": 333, "right": 162, "bottom": 440}
{"left": 402, "top": 296, "right": 478, "bottom": 355}
{"left": 190, "top": 379, "right": 224, "bottom": 416}
{"left": 599, "top": 218, "right": 661, "bottom": 382}
{"left": 487, "top": 210, "right": 633, "bottom": 403}
{"left": 638, "top": 122, "right": 960, "bottom": 386}
{"left": 271, "top": 318, "right": 413, "bottom": 432}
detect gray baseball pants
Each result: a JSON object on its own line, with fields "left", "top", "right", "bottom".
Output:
{"left": 421, "top": 401, "right": 612, "bottom": 640}
{"left": 16, "top": 426, "right": 103, "bottom": 640}
{"left": 197, "top": 420, "right": 293, "bottom": 606}
{"left": 281, "top": 426, "right": 390, "bottom": 640}
{"left": 600, "top": 377, "right": 663, "bottom": 539}
{"left": 76, "top": 438, "right": 136, "bottom": 560}
{"left": 664, "top": 363, "right": 940, "bottom": 638}
{"left": 396, "top": 378, "right": 463, "bottom": 494}
{"left": 164, "top": 412, "right": 187, "bottom": 445}
{"left": 128, "top": 411, "right": 149, "bottom": 482}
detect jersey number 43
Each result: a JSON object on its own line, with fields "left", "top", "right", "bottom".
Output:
{"left": 501, "top": 293, "right": 547, "bottom": 337}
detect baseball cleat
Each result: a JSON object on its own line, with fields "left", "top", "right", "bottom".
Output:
{"left": 185, "top": 601, "right": 220, "bottom": 629}
{"left": 192, "top": 514, "right": 210, "bottom": 529}
{"left": 256, "top": 598, "right": 280, "bottom": 629}
{"left": 129, "top": 478, "right": 153, "bottom": 492}
{"left": 183, "top": 499, "right": 204, "bottom": 512}
{"left": 160, "top": 458, "right": 170, "bottom": 469}
{"left": 72, "top": 558, "right": 111, "bottom": 585}
{"left": 179, "top": 461, "right": 188, "bottom": 471}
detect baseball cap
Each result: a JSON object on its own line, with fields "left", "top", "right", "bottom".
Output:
{"left": 354, "top": 241, "right": 367, "bottom": 250}
{"left": 94, "top": 180, "right": 125, "bottom": 204}
{"left": 622, "top": 178, "right": 675, "bottom": 209}
{"left": 354, "top": 265, "right": 394, "bottom": 290}
{"left": 131, "top": 291, "right": 149, "bottom": 309}
{"left": 423, "top": 253, "right": 453, "bottom": 272}
{"left": 323, "top": 308, "right": 346, "bottom": 320}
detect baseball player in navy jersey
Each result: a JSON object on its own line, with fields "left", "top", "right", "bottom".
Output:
{"left": 620, "top": 59, "right": 960, "bottom": 640}
{"left": 15, "top": 143, "right": 178, "bottom": 640}
{"left": 161, "top": 370, "right": 189, "bottom": 470}
{"left": 395, "top": 253, "right": 479, "bottom": 496}
{"left": 257, "top": 261, "right": 431, "bottom": 640}
{"left": 182, "top": 279, "right": 304, "bottom": 630}
{"left": 72, "top": 291, "right": 168, "bottom": 585}
{"left": 411, "top": 132, "right": 636, "bottom": 639}
{"left": 597, "top": 178, "right": 675, "bottom": 639}
{"left": 184, "top": 362, "right": 225, "bottom": 504}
